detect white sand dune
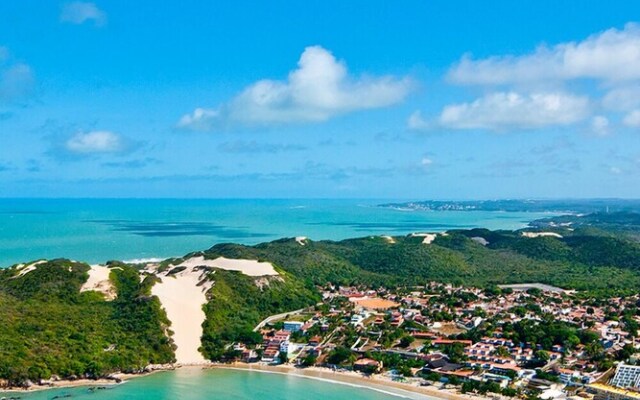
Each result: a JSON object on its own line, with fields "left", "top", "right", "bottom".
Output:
{"left": 176, "top": 256, "right": 278, "bottom": 276}
{"left": 295, "top": 236, "right": 308, "bottom": 246}
{"left": 152, "top": 266, "right": 213, "bottom": 365}
{"left": 471, "top": 236, "right": 489, "bottom": 246}
{"left": 81, "top": 265, "right": 117, "bottom": 300}
{"left": 15, "top": 260, "right": 46, "bottom": 277}
{"left": 381, "top": 235, "right": 396, "bottom": 244}
{"left": 410, "top": 232, "right": 437, "bottom": 244}
{"left": 522, "top": 231, "right": 563, "bottom": 238}
{"left": 151, "top": 256, "right": 279, "bottom": 364}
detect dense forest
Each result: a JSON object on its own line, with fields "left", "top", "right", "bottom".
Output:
{"left": 203, "top": 214, "right": 640, "bottom": 296}
{"left": 0, "top": 260, "right": 174, "bottom": 386}
{"left": 2, "top": 211, "right": 640, "bottom": 384}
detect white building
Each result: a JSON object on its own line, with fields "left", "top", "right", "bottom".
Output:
{"left": 611, "top": 363, "right": 640, "bottom": 389}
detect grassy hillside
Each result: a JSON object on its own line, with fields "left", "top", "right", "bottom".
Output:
{"left": 203, "top": 217, "right": 640, "bottom": 296}
{"left": 200, "top": 267, "right": 319, "bottom": 360}
{"left": 2, "top": 211, "right": 640, "bottom": 384}
{"left": 0, "top": 260, "right": 174, "bottom": 386}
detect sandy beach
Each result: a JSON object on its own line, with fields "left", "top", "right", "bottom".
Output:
{"left": 212, "top": 363, "right": 486, "bottom": 400}
{"left": 0, "top": 370, "right": 166, "bottom": 393}
{"left": 1, "top": 363, "right": 494, "bottom": 400}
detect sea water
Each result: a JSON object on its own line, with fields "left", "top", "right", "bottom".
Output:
{"left": 0, "top": 199, "right": 549, "bottom": 399}
{"left": 0, "top": 198, "right": 553, "bottom": 267}
{"left": 1, "top": 368, "right": 437, "bottom": 400}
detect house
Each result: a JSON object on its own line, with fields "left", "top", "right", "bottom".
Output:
{"left": 353, "top": 358, "right": 382, "bottom": 373}
{"left": 261, "top": 348, "right": 280, "bottom": 363}
{"left": 472, "top": 372, "right": 512, "bottom": 388}
{"left": 241, "top": 349, "right": 259, "bottom": 363}
{"left": 557, "top": 368, "right": 595, "bottom": 386}
{"left": 308, "top": 336, "right": 322, "bottom": 346}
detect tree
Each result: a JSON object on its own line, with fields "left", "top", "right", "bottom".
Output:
{"left": 535, "top": 350, "right": 550, "bottom": 362}
{"left": 585, "top": 342, "right": 604, "bottom": 359}
{"left": 327, "top": 346, "right": 354, "bottom": 366}
{"left": 444, "top": 343, "right": 468, "bottom": 363}
{"left": 448, "top": 376, "right": 461, "bottom": 386}
{"left": 400, "top": 335, "right": 415, "bottom": 348}
{"left": 495, "top": 346, "right": 511, "bottom": 357}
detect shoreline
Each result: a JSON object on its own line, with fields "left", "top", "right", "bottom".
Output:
{"left": 210, "top": 363, "right": 484, "bottom": 400}
{"left": 0, "top": 367, "right": 172, "bottom": 393}
{"left": 0, "top": 363, "right": 491, "bottom": 400}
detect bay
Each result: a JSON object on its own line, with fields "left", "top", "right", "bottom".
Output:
{"left": 1, "top": 368, "right": 435, "bottom": 400}
{"left": 0, "top": 198, "right": 553, "bottom": 267}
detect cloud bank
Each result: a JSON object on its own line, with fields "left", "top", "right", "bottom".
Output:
{"left": 448, "top": 23, "right": 640, "bottom": 85}
{"left": 411, "top": 23, "right": 640, "bottom": 132}
{"left": 0, "top": 47, "right": 33, "bottom": 102}
{"left": 178, "top": 46, "right": 413, "bottom": 131}
{"left": 65, "top": 131, "right": 125, "bottom": 154}
{"left": 439, "top": 92, "right": 590, "bottom": 131}
{"left": 60, "top": 2, "right": 107, "bottom": 26}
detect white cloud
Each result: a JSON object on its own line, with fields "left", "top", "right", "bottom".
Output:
{"left": 623, "top": 110, "right": 640, "bottom": 127}
{"left": 407, "top": 111, "right": 430, "bottom": 130}
{"left": 177, "top": 46, "right": 413, "bottom": 131}
{"left": 610, "top": 166, "right": 622, "bottom": 175}
{"left": 0, "top": 47, "right": 33, "bottom": 102}
{"left": 177, "top": 108, "right": 220, "bottom": 131}
{"left": 421, "top": 157, "right": 433, "bottom": 166}
{"left": 602, "top": 85, "right": 640, "bottom": 111}
{"left": 65, "top": 131, "right": 124, "bottom": 154}
{"left": 438, "top": 92, "right": 590, "bottom": 131}
{"left": 1, "top": 63, "right": 33, "bottom": 101}
{"left": 60, "top": 2, "right": 106, "bottom": 26}
{"left": 591, "top": 115, "right": 610, "bottom": 136}
{"left": 449, "top": 23, "right": 640, "bottom": 85}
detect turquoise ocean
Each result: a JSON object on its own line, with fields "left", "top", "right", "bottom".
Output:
{"left": 0, "top": 198, "right": 552, "bottom": 268}
{"left": 1, "top": 198, "right": 552, "bottom": 399}
{"left": 1, "top": 368, "right": 437, "bottom": 400}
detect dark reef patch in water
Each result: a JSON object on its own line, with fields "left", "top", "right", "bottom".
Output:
{"left": 85, "top": 220, "right": 272, "bottom": 239}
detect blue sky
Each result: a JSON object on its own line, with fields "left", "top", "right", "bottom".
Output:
{"left": 1, "top": 1, "right": 640, "bottom": 198}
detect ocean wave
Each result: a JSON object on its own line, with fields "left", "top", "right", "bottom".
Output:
{"left": 122, "top": 257, "right": 166, "bottom": 264}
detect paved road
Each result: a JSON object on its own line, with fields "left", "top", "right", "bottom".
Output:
{"left": 253, "top": 308, "right": 308, "bottom": 331}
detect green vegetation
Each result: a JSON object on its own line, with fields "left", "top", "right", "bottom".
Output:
{"left": 3, "top": 211, "right": 640, "bottom": 385}
{"left": 0, "top": 260, "right": 174, "bottom": 386}
{"left": 200, "top": 268, "right": 319, "bottom": 360}
{"left": 203, "top": 215, "right": 640, "bottom": 297}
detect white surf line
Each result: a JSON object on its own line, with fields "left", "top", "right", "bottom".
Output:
{"left": 216, "top": 367, "right": 438, "bottom": 400}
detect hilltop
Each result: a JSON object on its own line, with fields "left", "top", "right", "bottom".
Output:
{"left": 2, "top": 211, "right": 640, "bottom": 387}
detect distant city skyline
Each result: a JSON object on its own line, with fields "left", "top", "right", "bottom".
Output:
{"left": 1, "top": 1, "right": 639, "bottom": 198}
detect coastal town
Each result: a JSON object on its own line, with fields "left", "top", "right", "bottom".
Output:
{"left": 227, "top": 282, "right": 640, "bottom": 400}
